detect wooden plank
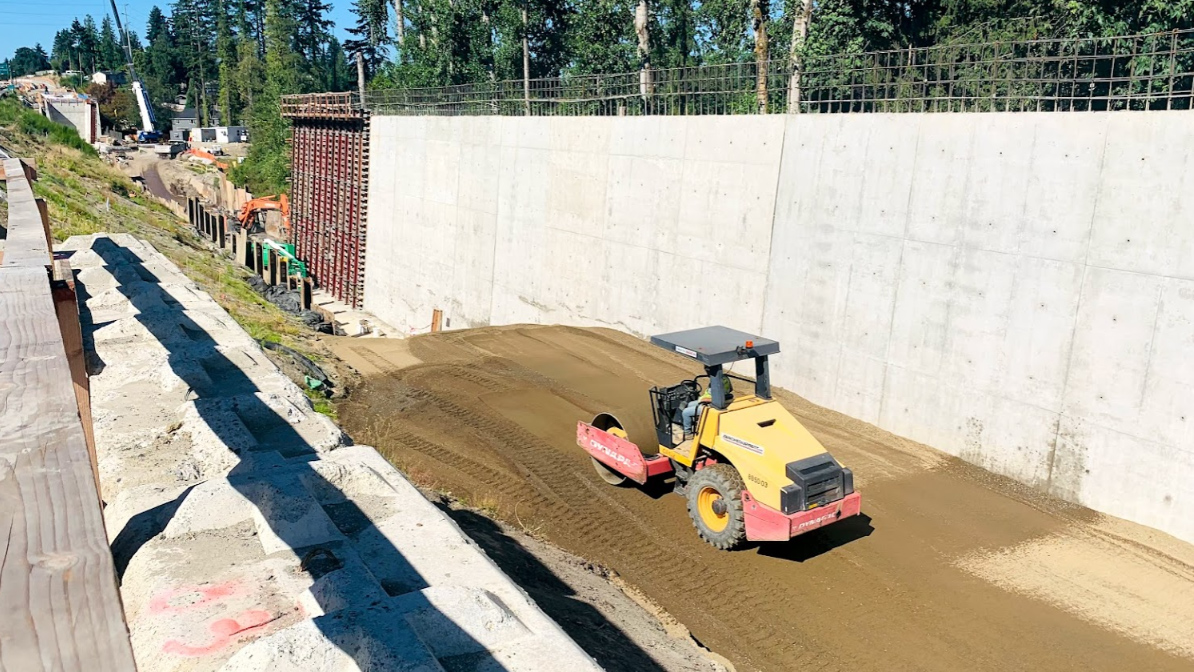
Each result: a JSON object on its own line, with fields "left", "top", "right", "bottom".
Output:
{"left": 51, "top": 259, "right": 99, "bottom": 500}
{"left": 1, "top": 160, "right": 50, "bottom": 270}
{"left": 0, "top": 158, "right": 136, "bottom": 671}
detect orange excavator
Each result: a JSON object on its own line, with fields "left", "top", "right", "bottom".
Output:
{"left": 183, "top": 148, "right": 230, "bottom": 171}
{"left": 238, "top": 193, "right": 290, "bottom": 237}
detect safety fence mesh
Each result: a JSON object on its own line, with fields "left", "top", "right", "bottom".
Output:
{"left": 361, "top": 28, "right": 1194, "bottom": 116}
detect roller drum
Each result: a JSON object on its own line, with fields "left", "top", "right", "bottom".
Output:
{"left": 590, "top": 407, "right": 661, "bottom": 456}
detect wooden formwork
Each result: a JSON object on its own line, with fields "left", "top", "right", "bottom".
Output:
{"left": 285, "top": 99, "right": 369, "bottom": 309}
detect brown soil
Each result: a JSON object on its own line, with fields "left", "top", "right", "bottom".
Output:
{"left": 336, "top": 325, "right": 1194, "bottom": 672}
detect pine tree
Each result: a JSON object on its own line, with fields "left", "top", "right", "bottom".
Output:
{"left": 216, "top": 0, "right": 241, "bottom": 124}
{"left": 295, "top": 0, "right": 335, "bottom": 89}
{"left": 142, "top": 7, "right": 183, "bottom": 105}
{"left": 79, "top": 15, "right": 102, "bottom": 73}
{"left": 51, "top": 30, "right": 75, "bottom": 72}
{"left": 172, "top": 0, "right": 217, "bottom": 124}
{"left": 100, "top": 16, "right": 124, "bottom": 71}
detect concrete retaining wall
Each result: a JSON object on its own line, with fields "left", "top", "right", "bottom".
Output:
{"left": 364, "top": 112, "right": 1194, "bottom": 544}
{"left": 44, "top": 98, "right": 98, "bottom": 144}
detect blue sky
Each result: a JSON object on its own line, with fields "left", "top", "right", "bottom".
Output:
{"left": 1, "top": 0, "right": 357, "bottom": 65}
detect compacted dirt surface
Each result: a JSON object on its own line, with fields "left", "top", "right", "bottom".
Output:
{"left": 336, "top": 325, "right": 1194, "bottom": 672}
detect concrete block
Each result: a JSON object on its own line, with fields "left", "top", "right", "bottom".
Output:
{"left": 219, "top": 608, "right": 445, "bottom": 672}
{"left": 297, "top": 548, "right": 390, "bottom": 618}
{"left": 391, "top": 586, "right": 531, "bottom": 659}
{"left": 856, "top": 115, "right": 920, "bottom": 238}
{"left": 886, "top": 240, "right": 959, "bottom": 376}
{"left": 609, "top": 116, "right": 688, "bottom": 160}
{"left": 242, "top": 475, "right": 345, "bottom": 555}
{"left": 1052, "top": 414, "right": 1193, "bottom": 543}
{"left": 162, "top": 478, "right": 253, "bottom": 537}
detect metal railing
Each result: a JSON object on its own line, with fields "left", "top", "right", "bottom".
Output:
{"left": 364, "top": 28, "right": 1194, "bottom": 116}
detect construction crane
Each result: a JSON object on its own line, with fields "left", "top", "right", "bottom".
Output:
{"left": 107, "top": 0, "right": 160, "bottom": 143}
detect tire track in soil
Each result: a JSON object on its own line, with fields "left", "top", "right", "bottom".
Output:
{"left": 339, "top": 325, "right": 1191, "bottom": 672}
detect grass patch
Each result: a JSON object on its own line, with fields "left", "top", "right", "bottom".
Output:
{"left": 0, "top": 98, "right": 96, "bottom": 156}
{"left": 305, "top": 388, "right": 338, "bottom": 419}
{"left": 0, "top": 99, "right": 319, "bottom": 368}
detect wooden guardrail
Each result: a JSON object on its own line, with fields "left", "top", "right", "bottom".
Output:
{"left": 0, "top": 158, "right": 136, "bottom": 671}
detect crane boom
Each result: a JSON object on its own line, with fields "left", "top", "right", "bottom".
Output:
{"left": 107, "top": 0, "right": 158, "bottom": 137}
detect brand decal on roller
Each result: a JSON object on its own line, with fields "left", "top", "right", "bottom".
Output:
{"left": 722, "top": 433, "right": 764, "bottom": 455}
{"left": 590, "top": 439, "right": 632, "bottom": 465}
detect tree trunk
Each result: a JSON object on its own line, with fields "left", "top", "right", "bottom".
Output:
{"left": 356, "top": 51, "right": 366, "bottom": 101}
{"left": 522, "top": 3, "right": 530, "bottom": 116}
{"left": 635, "top": 0, "right": 652, "bottom": 102}
{"left": 393, "top": 0, "right": 405, "bottom": 46}
{"left": 750, "top": 0, "right": 769, "bottom": 113}
{"left": 787, "top": 0, "right": 812, "bottom": 113}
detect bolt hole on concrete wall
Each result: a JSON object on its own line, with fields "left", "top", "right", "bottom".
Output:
{"left": 362, "top": 111, "right": 1194, "bottom": 545}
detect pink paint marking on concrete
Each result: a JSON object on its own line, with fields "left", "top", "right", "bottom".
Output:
{"left": 162, "top": 609, "right": 276, "bottom": 657}
{"left": 149, "top": 582, "right": 239, "bottom": 614}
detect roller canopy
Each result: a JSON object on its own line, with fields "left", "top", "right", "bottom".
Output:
{"left": 651, "top": 326, "right": 779, "bottom": 366}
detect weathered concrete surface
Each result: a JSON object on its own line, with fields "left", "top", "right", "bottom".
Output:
{"left": 44, "top": 96, "right": 99, "bottom": 144}
{"left": 63, "top": 233, "right": 600, "bottom": 672}
{"left": 363, "top": 112, "right": 1194, "bottom": 544}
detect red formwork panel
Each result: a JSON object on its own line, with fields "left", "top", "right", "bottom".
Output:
{"left": 288, "top": 114, "right": 369, "bottom": 308}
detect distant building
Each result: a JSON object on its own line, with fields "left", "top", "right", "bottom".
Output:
{"left": 90, "top": 71, "right": 127, "bottom": 86}
{"left": 169, "top": 129, "right": 188, "bottom": 143}
{"left": 189, "top": 127, "right": 216, "bottom": 143}
{"left": 173, "top": 108, "right": 198, "bottom": 132}
{"left": 214, "top": 126, "right": 248, "bottom": 143}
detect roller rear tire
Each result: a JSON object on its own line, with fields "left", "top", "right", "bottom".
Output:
{"left": 686, "top": 464, "right": 747, "bottom": 550}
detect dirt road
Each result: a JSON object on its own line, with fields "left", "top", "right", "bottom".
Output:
{"left": 141, "top": 164, "right": 179, "bottom": 204}
{"left": 337, "top": 325, "right": 1194, "bottom": 672}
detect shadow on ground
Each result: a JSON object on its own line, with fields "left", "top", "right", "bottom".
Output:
{"left": 442, "top": 505, "right": 673, "bottom": 672}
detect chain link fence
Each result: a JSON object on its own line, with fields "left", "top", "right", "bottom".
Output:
{"left": 363, "top": 28, "right": 1194, "bottom": 116}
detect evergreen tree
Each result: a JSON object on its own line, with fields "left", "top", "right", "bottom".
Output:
{"left": 172, "top": 0, "right": 217, "bottom": 123}
{"left": 216, "top": 0, "right": 241, "bottom": 124}
{"left": 327, "top": 37, "right": 354, "bottom": 91}
{"left": 78, "top": 15, "right": 102, "bottom": 73}
{"left": 100, "top": 16, "right": 124, "bottom": 71}
{"left": 50, "top": 30, "right": 75, "bottom": 72}
{"left": 296, "top": 0, "right": 335, "bottom": 89}
{"left": 11, "top": 46, "right": 52, "bottom": 77}
{"left": 142, "top": 7, "right": 183, "bottom": 105}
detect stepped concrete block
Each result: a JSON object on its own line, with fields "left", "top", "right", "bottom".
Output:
{"left": 219, "top": 607, "right": 447, "bottom": 672}
{"left": 243, "top": 475, "right": 346, "bottom": 555}
{"left": 392, "top": 586, "right": 531, "bottom": 660}
{"left": 162, "top": 479, "right": 253, "bottom": 537}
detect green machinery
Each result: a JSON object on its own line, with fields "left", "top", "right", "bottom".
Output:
{"left": 261, "top": 239, "right": 308, "bottom": 279}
